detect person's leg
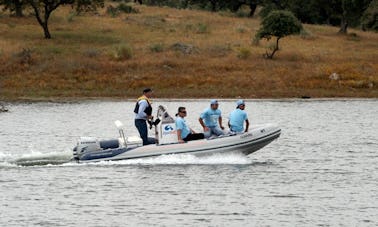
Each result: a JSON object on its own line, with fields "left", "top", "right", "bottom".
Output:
{"left": 184, "top": 133, "right": 204, "bottom": 142}
{"left": 135, "top": 119, "right": 148, "bottom": 145}
{"left": 211, "top": 126, "right": 225, "bottom": 136}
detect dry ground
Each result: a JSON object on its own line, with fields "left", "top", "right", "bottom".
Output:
{"left": 0, "top": 3, "right": 377, "bottom": 100}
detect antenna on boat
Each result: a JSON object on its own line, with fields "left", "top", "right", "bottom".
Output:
{"left": 115, "top": 120, "right": 127, "bottom": 149}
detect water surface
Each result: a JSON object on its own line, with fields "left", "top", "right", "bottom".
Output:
{"left": 0, "top": 100, "right": 377, "bottom": 226}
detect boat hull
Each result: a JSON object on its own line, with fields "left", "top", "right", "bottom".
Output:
{"left": 76, "top": 124, "right": 281, "bottom": 163}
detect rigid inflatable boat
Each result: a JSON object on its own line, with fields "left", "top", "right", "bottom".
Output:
{"left": 73, "top": 106, "right": 281, "bottom": 163}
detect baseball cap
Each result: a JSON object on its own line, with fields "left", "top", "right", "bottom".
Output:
{"left": 210, "top": 99, "right": 218, "bottom": 105}
{"left": 236, "top": 100, "right": 245, "bottom": 107}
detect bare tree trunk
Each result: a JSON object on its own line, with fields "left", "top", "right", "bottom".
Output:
{"left": 338, "top": 0, "right": 348, "bottom": 34}
{"left": 15, "top": 0, "right": 24, "bottom": 17}
{"left": 266, "top": 37, "right": 280, "bottom": 59}
{"left": 338, "top": 17, "right": 348, "bottom": 34}
{"left": 249, "top": 3, "right": 257, "bottom": 17}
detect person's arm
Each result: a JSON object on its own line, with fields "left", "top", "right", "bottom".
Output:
{"left": 199, "top": 117, "right": 209, "bottom": 131}
{"left": 219, "top": 116, "right": 224, "bottom": 130}
{"left": 177, "top": 129, "right": 185, "bottom": 143}
{"left": 245, "top": 119, "right": 250, "bottom": 132}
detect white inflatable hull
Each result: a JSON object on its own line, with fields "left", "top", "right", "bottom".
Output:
{"left": 76, "top": 124, "right": 281, "bottom": 163}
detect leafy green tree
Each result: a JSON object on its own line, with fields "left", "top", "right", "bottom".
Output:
{"left": 337, "top": 0, "right": 372, "bottom": 33}
{"left": 255, "top": 10, "right": 302, "bottom": 59}
{"left": 361, "top": 0, "right": 378, "bottom": 31}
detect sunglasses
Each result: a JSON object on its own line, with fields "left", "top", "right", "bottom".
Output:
{"left": 180, "top": 111, "right": 187, "bottom": 114}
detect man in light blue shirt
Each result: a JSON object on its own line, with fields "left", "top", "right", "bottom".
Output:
{"left": 228, "top": 100, "right": 249, "bottom": 133}
{"left": 176, "top": 107, "right": 204, "bottom": 143}
{"left": 199, "top": 100, "right": 225, "bottom": 137}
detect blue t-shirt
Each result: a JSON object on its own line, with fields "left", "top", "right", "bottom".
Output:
{"left": 200, "top": 108, "right": 221, "bottom": 127}
{"left": 176, "top": 117, "right": 190, "bottom": 139}
{"left": 229, "top": 109, "right": 248, "bottom": 132}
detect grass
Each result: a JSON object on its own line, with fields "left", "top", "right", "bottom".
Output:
{"left": 0, "top": 3, "right": 378, "bottom": 100}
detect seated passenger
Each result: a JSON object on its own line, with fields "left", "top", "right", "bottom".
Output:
{"left": 176, "top": 107, "right": 204, "bottom": 143}
{"left": 199, "top": 99, "right": 225, "bottom": 138}
{"left": 228, "top": 100, "right": 249, "bottom": 133}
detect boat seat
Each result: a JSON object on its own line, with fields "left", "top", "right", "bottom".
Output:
{"left": 100, "top": 139, "right": 120, "bottom": 149}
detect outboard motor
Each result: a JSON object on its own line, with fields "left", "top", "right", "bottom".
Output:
{"left": 73, "top": 137, "right": 101, "bottom": 160}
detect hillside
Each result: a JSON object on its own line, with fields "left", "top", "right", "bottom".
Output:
{"left": 0, "top": 4, "right": 377, "bottom": 100}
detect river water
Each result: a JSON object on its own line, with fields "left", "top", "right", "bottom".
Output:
{"left": 0, "top": 99, "right": 377, "bottom": 226}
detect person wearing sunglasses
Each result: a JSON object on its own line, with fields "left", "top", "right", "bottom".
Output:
{"left": 176, "top": 107, "right": 205, "bottom": 143}
{"left": 228, "top": 100, "right": 249, "bottom": 133}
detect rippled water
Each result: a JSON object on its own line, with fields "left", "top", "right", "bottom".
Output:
{"left": 1, "top": 99, "right": 377, "bottom": 226}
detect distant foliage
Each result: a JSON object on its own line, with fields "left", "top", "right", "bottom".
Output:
{"left": 361, "top": 0, "right": 378, "bottom": 31}
{"left": 149, "top": 43, "right": 164, "bottom": 53}
{"left": 113, "top": 44, "right": 133, "bottom": 60}
{"left": 106, "top": 3, "right": 139, "bottom": 17}
{"left": 75, "top": 0, "right": 104, "bottom": 15}
{"left": 237, "top": 47, "right": 251, "bottom": 59}
{"left": 256, "top": 10, "right": 302, "bottom": 59}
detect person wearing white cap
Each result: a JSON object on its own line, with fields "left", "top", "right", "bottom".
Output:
{"left": 199, "top": 99, "right": 225, "bottom": 137}
{"left": 228, "top": 100, "right": 249, "bottom": 133}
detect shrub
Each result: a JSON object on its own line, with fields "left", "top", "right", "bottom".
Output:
{"left": 236, "top": 25, "right": 247, "bottom": 33}
{"left": 83, "top": 48, "right": 101, "bottom": 58}
{"left": 196, "top": 23, "right": 209, "bottom": 34}
{"left": 299, "top": 29, "right": 316, "bottom": 40}
{"left": 237, "top": 48, "right": 251, "bottom": 59}
{"left": 113, "top": 44, "right": 133, "bottom": 60}
{"left": 106, "top": 5, "right": 119, "bottom": 17}
{"left": 13, "top": 48, "right": 33, "bottom": 65}
{"left": 67, "top": 12, "right": 75, "bottom": 22}
{"left": 117, "top": 3, "right": 139, "bottom": 14}
{"left": 149, "top": 43, "right": 164, "bottom": 53}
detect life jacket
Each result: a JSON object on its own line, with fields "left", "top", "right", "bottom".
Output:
{"left": 134, "top": 95, "right": 152, "bottom": 116}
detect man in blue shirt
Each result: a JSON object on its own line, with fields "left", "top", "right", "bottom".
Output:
{"left": 228, "top": 100, "right": 249, "bottom": 133}
{"left": 199, "top": 99, "right": 225, "bottom": 137}
{"left": 176, "top": 107, "right": 204, "bottom": 143}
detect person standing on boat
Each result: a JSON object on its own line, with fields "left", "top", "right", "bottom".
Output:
{"left": 228, "top": 100, "right": 249, "bottom": 133}
{"left": 176, "top": 107, "right": 204, "bottom": 143}
{"left": 199, "top": 99, "right": 225, "bottom": 137}
{"left": 134, "top": 88, "right": 154, "bottom": 145}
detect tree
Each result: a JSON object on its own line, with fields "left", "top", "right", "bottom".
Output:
{"left": 27, "top": 0, "right": 104, "bottom": 39}
{"left": 0, "top": 0, "right": 26, "bottom": 17}
{"left": 27, "top": 0, "right": 75, "bottom": 39}
{"left": 255, "top": 10, "right": 302, "bottom": 59}
{"left": 361, "top": 0, "right": 378, "bottom": 31}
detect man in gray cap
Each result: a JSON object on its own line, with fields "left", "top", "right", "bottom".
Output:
{"left": 228, "top": 100, "right": 249, "bottom": 133}
{"left": 199, "top": 99, "right": 225, "bottom": 137}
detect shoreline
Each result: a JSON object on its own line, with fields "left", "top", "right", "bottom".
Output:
{"left": 1, "top": 96, "right": 377, "bottom": 104}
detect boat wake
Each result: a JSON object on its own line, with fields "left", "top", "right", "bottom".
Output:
{"left": 63, "top": 152, "right": 253, "bottom": 167}
{"left": 0, "top": 150, "right": 73, "bottom": 167}
{"left": 1, "top": 150, "right": 254, "bottom": 167}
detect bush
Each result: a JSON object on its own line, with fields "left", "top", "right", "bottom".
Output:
{"left": 196, "top": 23, "right": 209, "bottom": 34}
{"left": 237, "top": 48, "right": 251, "bottom": 59}
{"left": 13, "top": 48, "right": 33, "bottom": 65}
{"left": 117, "top": 3, "right": 139, "bottom": 14}
{"left": 106, "top": 5, "right": 119, "bottom": 17}
{"left": 113, "top": 44, "right": 133, "bottom": 60}
{"left": 149, "top": 43, "right": 164, "bottom": 53}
